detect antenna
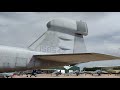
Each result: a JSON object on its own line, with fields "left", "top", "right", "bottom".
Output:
{"left": 28, "top": 31, "right": 48, "bottom": 49}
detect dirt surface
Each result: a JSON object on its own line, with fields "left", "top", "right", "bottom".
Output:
{"left": 12, "top": 74, "right": 120, "bottom": 78}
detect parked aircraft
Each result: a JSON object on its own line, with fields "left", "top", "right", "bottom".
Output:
{"left": 0, "top": 18, "right": 119, "bottom": 74}
{"left": 0, "top": 72, "right": 16, "bottom": 78}
{"left": 52, "top": 70, "right": 62, "bottom": 76}
{"left": 87, "top": 70, "right": 108, "bottom": 76}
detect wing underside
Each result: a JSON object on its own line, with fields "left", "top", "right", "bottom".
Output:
{"left": 33, "top": 53, "right": 120, "bottom": 65}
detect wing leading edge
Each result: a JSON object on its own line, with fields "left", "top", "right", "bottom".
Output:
{"left": 33, "top": 53, "right": 120, "bottom": 65}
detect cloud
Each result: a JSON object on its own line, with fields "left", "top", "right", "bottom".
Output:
{"left": 0, "top": 12, "right": 117, "bottom": 51}
{"left": 0, "top": 12, "right": 109, "bottom": 47}
{"left": 77, "top": 60, "right": 120, "bottom": 68}
{"left": 0, "top": 12, "right": 120, "bottom": 67}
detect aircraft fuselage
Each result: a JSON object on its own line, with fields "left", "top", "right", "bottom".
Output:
{"left": 0, "top": 45, "right": 47, "bottom": 72}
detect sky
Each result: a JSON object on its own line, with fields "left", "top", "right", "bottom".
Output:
{"left": 0, "top": 12, "right": 120, "bottom": 67}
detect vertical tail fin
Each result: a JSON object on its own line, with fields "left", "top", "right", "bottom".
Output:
{"left": 28, "top": 18, "right": 88, "bottom": 54}
{"left": 73, "top": 34, "right": 86, "bottom": 53}
{"left": 73, "top": 20, "right": 88, "bottom": 53}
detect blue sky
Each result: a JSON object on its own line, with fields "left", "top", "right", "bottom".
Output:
{"left": 0, "top": 12, "right": 120, "bottom": 67}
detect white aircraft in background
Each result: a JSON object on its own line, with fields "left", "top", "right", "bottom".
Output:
{"left": 0, "top": 72, "right": 16, "bottom": 78}
{"left": 0, "top": 18, "right": 119, "bottom": 77}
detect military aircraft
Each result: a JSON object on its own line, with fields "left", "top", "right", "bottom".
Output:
{"left": 0, "top": 72, "right": 16, "bottom": 78}
{"left": 0, "top": 18, "right": 119, "bottom": 76}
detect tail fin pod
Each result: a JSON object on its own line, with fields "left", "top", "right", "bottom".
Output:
{"left": 28, "top": 18, "right": 88, "bottom": 54}
{"left": 73, "top": 21, "right": 88, "bottom": 53}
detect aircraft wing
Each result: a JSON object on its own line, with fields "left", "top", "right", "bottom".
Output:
{"left": 33, "top": 53, "right": 120, "bottom": 65}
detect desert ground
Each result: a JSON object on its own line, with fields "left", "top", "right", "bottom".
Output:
{"left": 12, "top": 74, "right": 120, "bottom": 78}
